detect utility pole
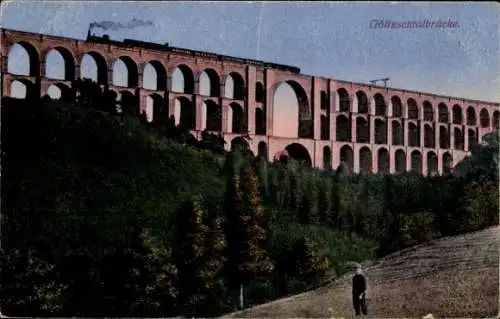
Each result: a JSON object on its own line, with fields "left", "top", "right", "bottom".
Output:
{"left": 369, "top": 77, "right": 390, "bottom": 88}
{"left": 240, "top": 284, "right": 244, "bottom": 309}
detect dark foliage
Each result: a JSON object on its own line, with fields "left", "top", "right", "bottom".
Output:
{"left": 1, "top": 82, "right": 498, "bottom": 317}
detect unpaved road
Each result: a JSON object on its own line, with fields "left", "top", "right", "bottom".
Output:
{"left": 222, "top": 226, "right": 499, "bottom": 318}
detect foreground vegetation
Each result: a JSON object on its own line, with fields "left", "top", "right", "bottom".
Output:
{"left": 224, "top": 226, "right": 499, "bottom": 318}
{"left": 1, "top": 81, "right": 498, "bottom": 317}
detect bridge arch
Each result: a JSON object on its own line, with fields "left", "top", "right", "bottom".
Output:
{"left": 454, "top": 127, "right": 464, "bottom": 150}
{"left": 493, "top": 111, "right": 499, "bottom": 129}
{"left": 374, "top": 93, "right": 387, "bottom": 116}
{"left": 320, "top": 114, "right": 329, "bottom": 140}
{"left": 9, "top": 79, "right": 36, "bottom": 99}
{"left": 424, "top": 124, "right": 435, "bottom": 148}
{"left": 392, "top": 120, "right": 404, "bottom": 145}
{"left": 439, "top": 126, "right": 450, "bottom": 149}
{"left": 479, "top": 108, "right": 490, "bottom": 128}
{"left": 255, "top": 82, "right": 264, "bottom": 102}
{"left": 47, "top": 83, "right": 71, "bottom": 100}
{"left": 7, "top": 41, "right": 40, "bottom": 77}
{"left": 171, "top": 64, "right": 195, "bottom": 94}
{"left": 466, "top": 107, "right": 476, "bottom": 126}
{"left": 146, "top": 93, "right": 164, "bottom": 123}
{"left": 199, "top": 68, "right": 220, "bottom": 97}
{"left": 174, "top": 96, "right": 195, "bottom": 130}
{"left": 284, "top": 143, "right": 312, "bottom": 168}
{"left": 255, "top": 108, "right": 266, "bottom": 135}
{"left": 142, "top": 60, "right": 167, "bottom": 91}
{"left": 359, "top": 146, "right": 372, "bottom": 173}
{"left": 423, "top": 101, "right": 433, "bottom": 121}
{"left": 408, "top": 122, "right": 420, "bottom": 147}
{"left": 80, "top": 51, "right": 108, "bottom": 84}
{"left": 339, "top": 145, "right": 354, "bottom": 172}
{"left": 391, "top": 96, "right": 403, "bottom": 117}
{"left": 112, "top": 56, "right": 139, "bottom": 88}
{"left": 118, "top": 91, "right": 137, "bottom": 116}
{"left": 467, "top": 128, "right": 477, "bottom": 151}
{"left": 427, "top": 151, "right": 438, "bottom": 176}
{"left": 407, "top": 98, "right": 419, "bottom": 120}
{"left": 374, "top": 118, "right": 387, "bottom": 144}
{"left": 443, "top": 152, "right": 453, "bottom": 174}
{"left": 230, "top": 136, "right": 250, "bottom": 153}
{"left": 229, "top": 102, "right": 246, "bottom": 134}
{"left": 356, "top": 90, "right": 369, "bottom": 114}
{"left": 452, "top": 104, "right": 463, "bottom": 125}
{"left": 272, "top": 80, "right": 311, "bottom": 138}
{"left": 438, "top": 103, "right": 449, "bottom": 123}
{"left": 356, "top": 117, "right": 370, "bottom": 143}
{"left": 204, "top": 100, "right": 222, "bottom": 131}
{"left": 411, "top": 150, "right": 422, "bottom": 174}
{"left": 224, "top": 72, "right": 245, "bottom": 100}
{"left": 377, "top": 147, "right": 390, "bottom": 174}
{"left": 336, "top": 115, "right": 350, "bottom": 142}
{"left": 44, "top": 46, "right": 75, "bottom": 80}
{"left": 395, "top": 149, "right": 406, "bottom": 173}
{"left": 337, "top": 88, "right": 350, "bottom": 112}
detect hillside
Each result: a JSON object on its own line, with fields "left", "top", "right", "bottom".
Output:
{"left": 1, "top": 97, "right": 377, "bottom": 317}
{"left": 2, "top": 95, "right": 498, "bottom": 317}
{"left": 223, "top": 225, "right": 500, "bottom": 318}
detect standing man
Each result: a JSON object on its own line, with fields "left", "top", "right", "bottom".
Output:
{"left": 352, "top": 267, "right": 368, "bottom": 317}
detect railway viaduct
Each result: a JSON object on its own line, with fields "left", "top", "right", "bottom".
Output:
{"left": 1, "top": 28, "right": 499, "bottom": 175}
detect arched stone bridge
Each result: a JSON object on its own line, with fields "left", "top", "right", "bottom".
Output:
{"left": 1, "top": 28, "right": 499, "bottom": 175}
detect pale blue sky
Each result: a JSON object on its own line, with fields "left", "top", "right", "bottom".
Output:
{"left": 1, "top": 1, "right": 499, "bottom": 137}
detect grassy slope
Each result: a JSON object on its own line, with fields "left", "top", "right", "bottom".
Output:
{"left": 223, "top": 225, "right": 499, "bottom": 318}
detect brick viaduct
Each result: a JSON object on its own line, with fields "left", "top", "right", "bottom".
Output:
{"left": 1, "top": 28, "right": 499, "bottom": 175}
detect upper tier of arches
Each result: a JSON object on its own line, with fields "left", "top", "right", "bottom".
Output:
{"left": 2, "top": 29, "right": 499, "bottom": 132}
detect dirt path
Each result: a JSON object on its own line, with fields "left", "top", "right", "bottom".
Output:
{"left": 222, "top": 226, "right": 499, "bottom": 318}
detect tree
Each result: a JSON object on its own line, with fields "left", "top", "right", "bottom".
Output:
{"left": 101, "top": 87, "right": 119, "bottom": 114}
{"left": 454, "top": 129, "right": 500, "bottom": 181}
{"left": 267, "top": 165, "right": 281, "bottom": 206}
{"left": 456, "top": 178, "right": 499, "bottom": 233}
{"left": 126, "top": 226, "right": 179, "bottom": 316}
{"left": 289, "top": 170, "right": 302, "bottom": 215}
{"left": 298, "top": 173, "right": 319, "bottom": 224}
{"left": 173, "top": 195, "right": 211, "bottom": 316}
{"left": 253, "top": 155, "right": 270, "bottom": 200}
{"left": 222, "top": 151, "right": 244, "bottom": 289}
{"left": 329, "top": 174, "right": 340, "bottom": 227}
{"left": 0, "top": 247, "right": 67, "bottom": 317}
{"left": 138, "top": 110, "right": 149, "bottom": 127}
{"left": 199, "top": 130, "right": 226, "bottom": 155}
{"left": 73, "top": 79, "right": 117, "bottom": 114}
{"left": 317, "top": 178, "right": 332, "bottom": 224}
{"left": 276, "top": 165, "right": 291, "bottom": 208}
{"left": 224, "top": 164, "right": 274, "bottom": 291}
{"left": 336, "top": 161, "right": 351, "bottom": 177}
{"left": 86, "top": 220, "right": 179, "bottom": 317}
{"left": 290, "top": 237, "right": 332, "bottom": 286}
{"left": 196, "top": 215, "right": 227, "bottom": 316}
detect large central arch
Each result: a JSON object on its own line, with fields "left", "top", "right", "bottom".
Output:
{"left": 284, "top": 143, "right": 312, "bottom": 168}
{"left": 272, "top": 80, "right": 311, "bottom": 138}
